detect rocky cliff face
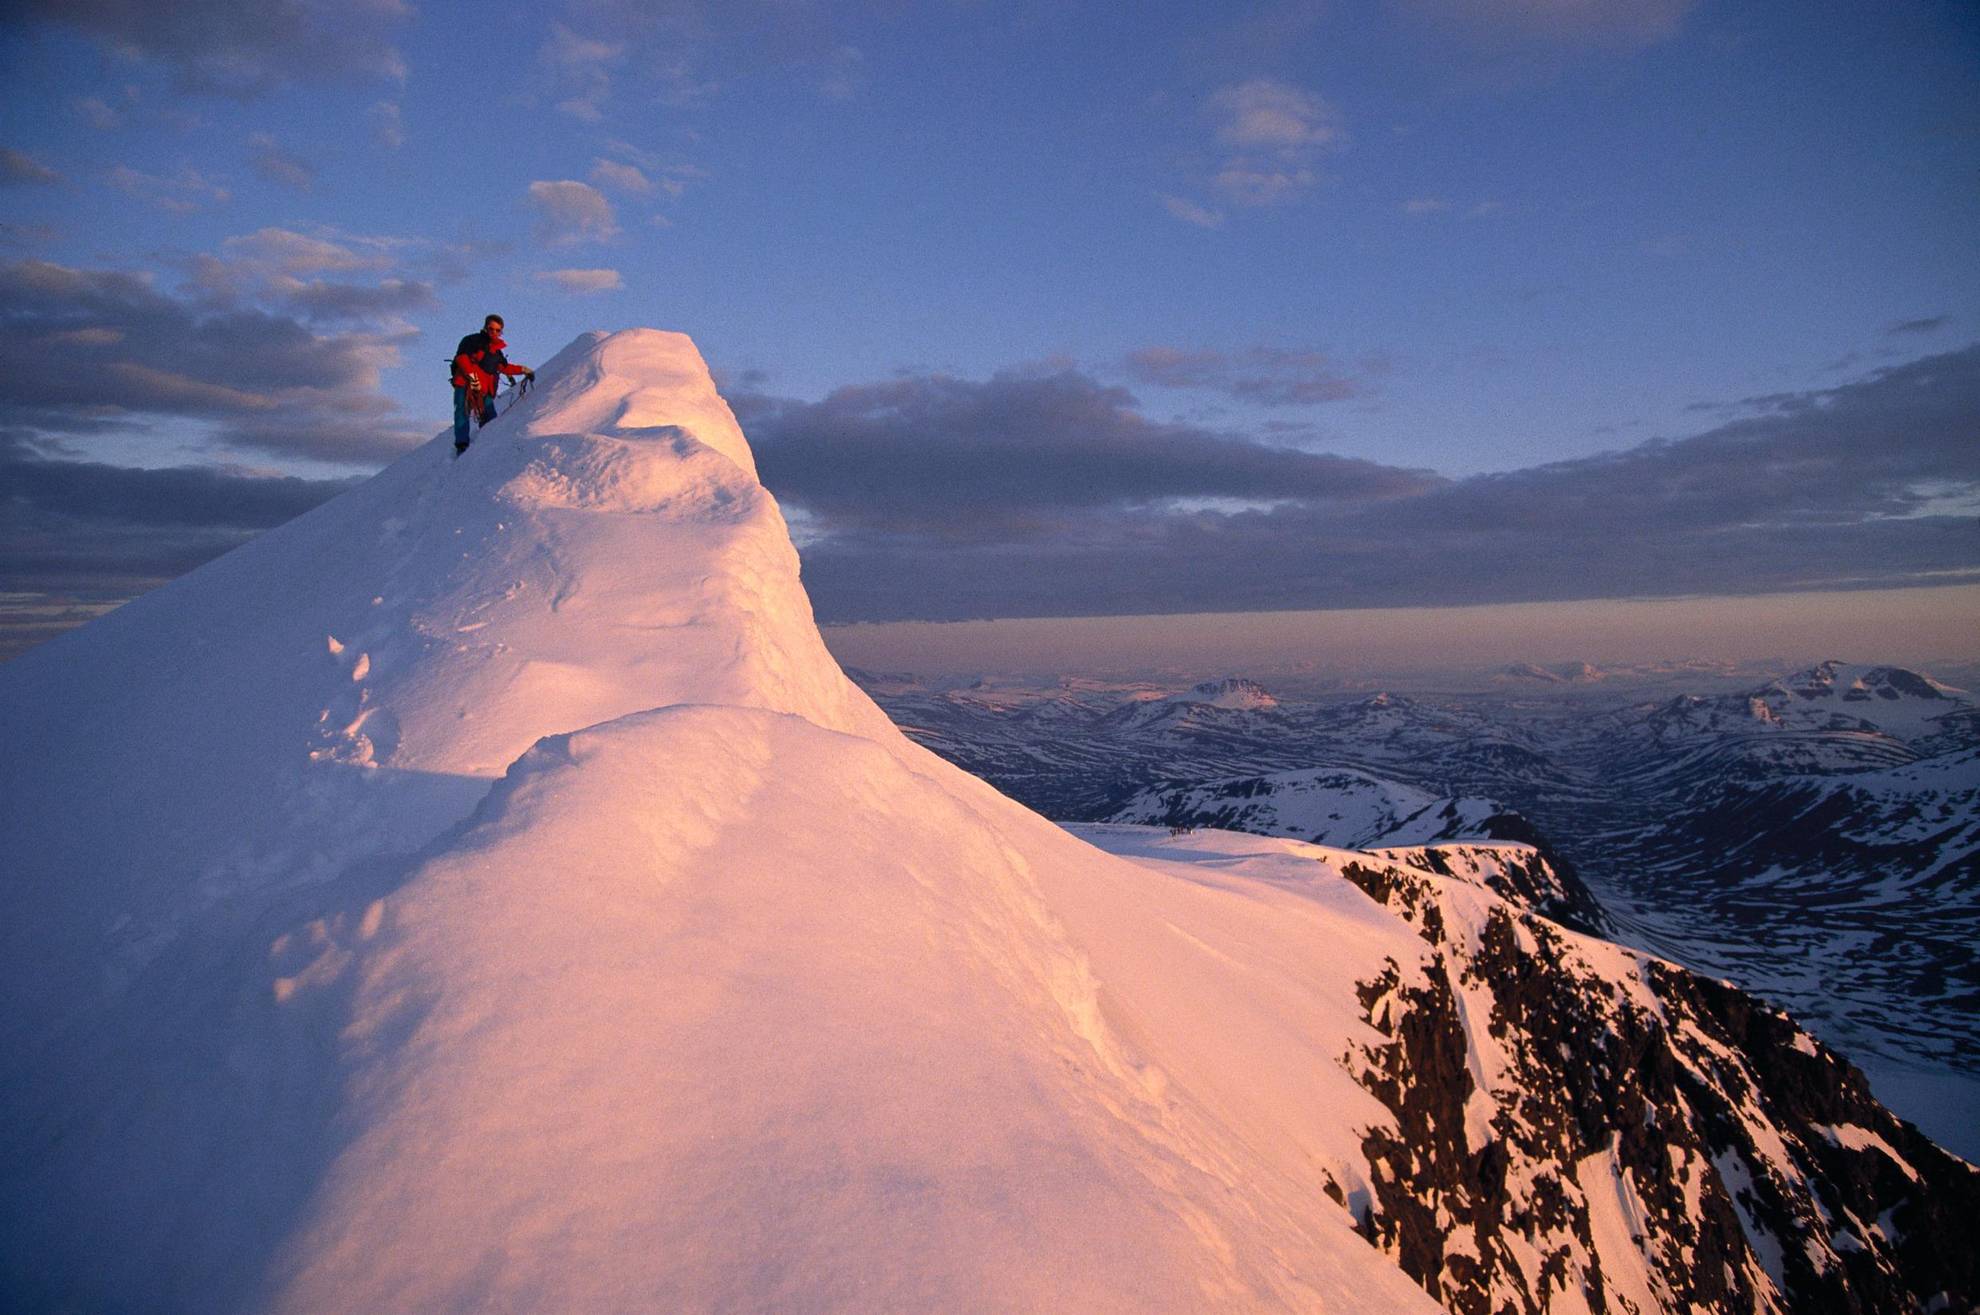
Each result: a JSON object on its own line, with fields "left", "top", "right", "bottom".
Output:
{"left": 1335, "top": 848, "right": 1978, "bottom": 1315}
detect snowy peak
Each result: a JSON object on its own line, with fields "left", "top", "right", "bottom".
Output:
{"left": 518, "top": 327, "right": 760, "bottom": 481}
{"left": 1496, "top": 660, "right": 1604, "bottom": 684}
{"left": 1640, "top": 659, "right": 1975, "bottom": 754}
{"left": 1180, "top": 676, "right": 1279, "bottom": 709}
{"left": 1773, "top": 660, "right": 1961, "bottom": 706}
{"left": 0, "top": 327, "right": 894, "bottom": 1052}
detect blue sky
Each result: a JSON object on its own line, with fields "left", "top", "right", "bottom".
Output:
{"left": 2, "top": 0, "right": 1977, "bottom": 662}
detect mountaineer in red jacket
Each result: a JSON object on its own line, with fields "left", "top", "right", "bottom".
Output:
{"left": 451, "top": 314, "right": 534, "bottom": 453}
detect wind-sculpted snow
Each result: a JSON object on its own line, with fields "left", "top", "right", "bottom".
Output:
{"left": 0, "top": 330, "right": 891, "bottom": 1059}
{"left": 1, "top": 329, "right": 1442, "bottom": 1313}
{"left": 260, "top": 709, "right": 1439, "bottom": 1313}
{"left": 4, "top": 331, "right": 1971, "bottom": 1313}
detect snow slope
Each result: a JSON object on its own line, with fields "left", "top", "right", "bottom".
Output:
{"left": 0, "top": 329, "right": 890, "bottom": 1059}
{"left": 5, "top": 329, "right": 1970, "bottom": 1315}
{"left": 0, "top": 329, "right": 1437, "bottom": 1313}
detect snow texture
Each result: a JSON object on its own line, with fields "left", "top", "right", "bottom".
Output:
{"left": 7, "top": 330, "right": 1970, "bottom": 1315}
{"left": 0, "top": 329, "right": 1442, "bottom": 1313}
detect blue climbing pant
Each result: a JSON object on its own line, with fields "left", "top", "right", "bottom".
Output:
{"left": 453, "top": 387, "right": 496, "bottom": 449}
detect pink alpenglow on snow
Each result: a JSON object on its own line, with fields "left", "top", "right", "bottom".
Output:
{"left": 0, "top": 329, "right": 1437, "bottom": 1312}
{"left": 4, "top": 330, "right": 1968, "bottom": 1314}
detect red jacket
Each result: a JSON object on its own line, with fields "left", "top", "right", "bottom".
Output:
{"left": 452, "top": 331, "right": 529, "bottom": 394}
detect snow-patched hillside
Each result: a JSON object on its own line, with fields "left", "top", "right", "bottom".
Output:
{"left": 1113, "top": 764, "right": 1511, "bottom": 850}
{"left": 3, "top": 330, "right": 1972, "bottom": 1314}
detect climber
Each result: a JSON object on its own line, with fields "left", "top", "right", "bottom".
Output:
{"left": 451, "top": 314, "right": 534, "bottom": 453}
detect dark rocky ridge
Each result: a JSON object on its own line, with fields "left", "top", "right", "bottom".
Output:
{"left": 1337, "top": 851, "right": 1979, "bottom": 1315}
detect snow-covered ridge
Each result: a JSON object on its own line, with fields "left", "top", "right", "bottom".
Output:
{"left": 5, "top": 330, "right": 1973, "bottom": 1314}
{"left": 0, "top": 330, "right": 891, "bottom": 1049}
{"left": 2, "top": 330, "right": 1443, "bottom": 1313}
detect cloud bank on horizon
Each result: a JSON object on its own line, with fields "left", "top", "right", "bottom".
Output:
{"left": 1, "top": 0, "right": 1975, "bottom": 656}
{"left": 745, "top": 345, "right": 1980, "bottom": 621}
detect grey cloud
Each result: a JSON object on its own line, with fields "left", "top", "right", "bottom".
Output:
{"left": 179, "top": 228, "right": 444, "bottom": 323}
{"left": 1889, "top": 316, "right": 1950, "bottom": 337}
{"left": 1123, "top": 345, "right": 1373, "bottom": 405}
{"left": 2, "top": 148, "right": 61, "bottom": 186}
{"left": 749, "top": 369, "right": 1441, "bottom": 537}
{"left": 247, "top": 133, "right": 314, "bottom": 191}
{"left": 1, "top": 433, "right": 354, "bottom": 530}
{"left": 2, "top": 261, "right": 380, "bottom": 397}
{"left": 14, "top": 0, "right": 408, "bottom": 97}
{"left": 762, "top": 347, "right": 1980, "bottom": 622}
{"left": 279, "top": 278, "right": 436, "bottom": 322}
{"left": 0, "top": 432, "right": 355, "bottom": 657}
{"left": 534, "top": 268, "right": 622, "bottom": 295}
{"left": 207, "top": 410, "right": 428, "bottom": 465}
{"left": 1426, "top": 348, "right": 1980, "bottom": 531}
{"left": 795, "top": 503, "right": 1977, "bottom": 624}
{"left": 0, "top": 258, "right": 421, "bottom": 463}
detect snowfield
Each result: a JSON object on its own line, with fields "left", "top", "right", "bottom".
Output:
{"left": 3, "top": 330, "right": 1971, "bottom": 1314}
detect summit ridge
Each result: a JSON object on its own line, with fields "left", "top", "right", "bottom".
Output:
{"left": 2, "top": 330, "right": 1972, "bottom": 1315}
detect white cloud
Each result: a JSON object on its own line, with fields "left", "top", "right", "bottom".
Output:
{"left": 589, "top": 159, "right": 652, "bottom": 194}
{"left": 1213, "top": 164, "right": 1317, "bottom": 207}
{"left": 542, "top": 22, "right": 624, "bottom": 122}
{"left": 1160, "top": 195, "right": 1225, "bottom": 230}
{"left": 1402, "top": 197, "right": 1450, "bottom": 215}
{"left": 527, "top": 180, "right": 621, "bottom": 246}
{"left": 214, "top": 228, "right": 389, "bottom": 279}
{"left": 1208, "top": 78, "right": 1344, "bottom": 152}
{"left": 656, "top": 162, "right": 708, "bottom": 198}
{"left": 534, "top": 268, "right": 623, "bottom": 295}
{"left": 599, "top": 142, "right": 705, "bottom": 196}
{"left": 604, "top": 139, "right": 663, "bottom": 170}
{"left": 654, "top": 60, "right": 722, "bottom": 108}
{"left": 106, "top": 166, "right": 230, "bottom": 213}
{"left": 368, "top": 101, "right": 404, "bottom": 150}
{"left": 1200, "top": 78, "right": 1344, "bottom": 208}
